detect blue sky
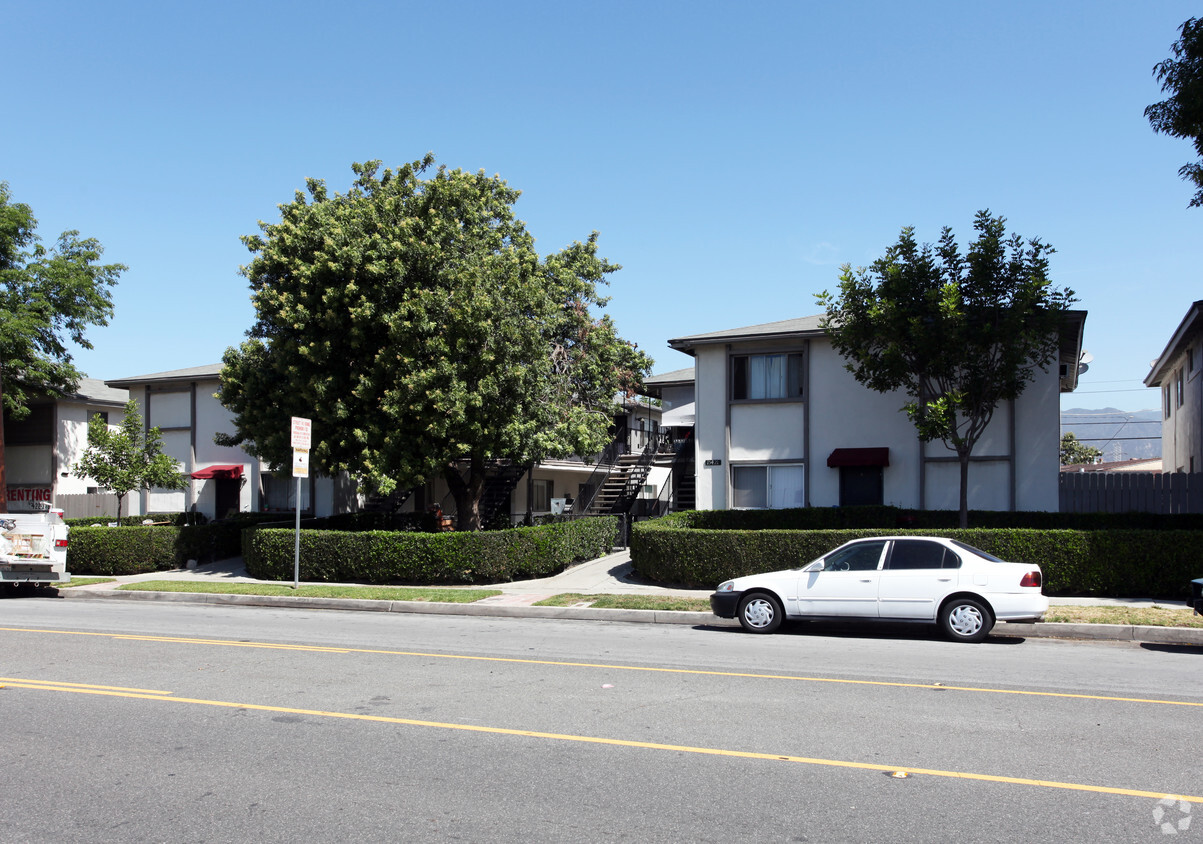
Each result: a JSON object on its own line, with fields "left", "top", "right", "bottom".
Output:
{"left": 5, "top": 1, "right": 1199, "bottom": 413}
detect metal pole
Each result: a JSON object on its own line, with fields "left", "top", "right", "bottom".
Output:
{"left": 293, "top": 476, "right": 301, "bottom": 589}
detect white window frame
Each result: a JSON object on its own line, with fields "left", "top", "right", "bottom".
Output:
{"left": 730, "top": 463, "right": 805, "bottom": 509}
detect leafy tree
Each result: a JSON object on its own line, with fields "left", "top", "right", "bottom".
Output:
{"left": 1146, "top": 17, "right": 1203, "bottom": 207}
{"left": 817, "top": 211, "right": 1076, "bottom": 528}
{"left": 0, "top": 182, "right": 124, "bottom": 508}
{"left": 74, "top": 399, "right": 188, "bottom": 520}
{"left": 1059, "top": 432, "right": 1102, "bottom": 466}
{"left": 218, "top": 155, "right": 652, "bottom": 530}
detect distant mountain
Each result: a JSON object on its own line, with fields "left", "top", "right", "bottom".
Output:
{"left": 1060, "top": 408, "right": 1161, "bottom": 462}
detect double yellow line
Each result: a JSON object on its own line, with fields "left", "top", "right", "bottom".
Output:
{"left": 2, "top": 674, "right": 1200, "bottom": 805}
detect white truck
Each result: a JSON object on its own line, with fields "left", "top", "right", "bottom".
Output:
{"left": 0, "top": 506, "right": 71, "bottom": 587}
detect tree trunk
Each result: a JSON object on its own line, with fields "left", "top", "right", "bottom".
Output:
{"left": 958, "top": 452, "right": 970, "bottom": 529}
{"left": 444, "top": 457, "right": 486, "bottom": 531}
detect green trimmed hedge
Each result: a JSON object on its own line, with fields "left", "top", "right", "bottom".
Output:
{"left": 244, "top": 517, "right": 618, "bottom": 584}
{"left": 631, "top": 511, "right": 1201, "bottom": 597}
{"left": 67, "top": 527, "right": 182, "bottom": 575}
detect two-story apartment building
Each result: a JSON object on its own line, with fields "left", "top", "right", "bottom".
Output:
{"left": 667, "top": 311, "right": 1087, "bottom": 512}
{"left": 1145, "top": 300, "right": 1202, "bottom": 474}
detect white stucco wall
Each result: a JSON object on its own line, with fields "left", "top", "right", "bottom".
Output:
{"left": 691, "top": 334, "right": 1064, "bottom": 513}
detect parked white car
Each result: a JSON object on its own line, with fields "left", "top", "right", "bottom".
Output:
{"left": 710, "top": 536, "right": 1047, "bottom": 643}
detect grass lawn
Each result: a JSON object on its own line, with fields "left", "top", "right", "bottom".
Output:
{"left": 117, "top": 581, "right": 502, "bottom": 602}
{"left": 1042, "top": 605, "right": 1203, "bottom": 628}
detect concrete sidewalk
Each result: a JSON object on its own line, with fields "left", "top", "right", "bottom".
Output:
{"left": 53, "top": 551, "right": 1203, "bottom": 645}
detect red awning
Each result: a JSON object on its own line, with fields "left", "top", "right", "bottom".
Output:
{"left": 191, "top": 464, "right": 244, "bottom": 480}
{"left": 827, "top": 448, "right": 890, "bottom": 468}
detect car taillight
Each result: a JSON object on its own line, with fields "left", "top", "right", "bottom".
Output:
{"left": 55, "top": 539, "right": 69, "bottom": 549}
{"left": 1020, "top": 570, "right": 1041, "bottom": 588}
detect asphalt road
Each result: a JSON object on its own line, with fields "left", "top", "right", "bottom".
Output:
{"left": 2, "top": 599, "right": 1200, "bottom": 842}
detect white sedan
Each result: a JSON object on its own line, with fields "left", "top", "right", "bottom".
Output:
{"left": 710, "top": 536, "right": 1048, "bottom": 643}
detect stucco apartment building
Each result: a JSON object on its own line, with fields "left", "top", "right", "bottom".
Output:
{"left": 1145, "top": 300, "right": 1202, "bottom": 475}
{"left": 665, "top": 311, "right": 1087, "bottom": 513}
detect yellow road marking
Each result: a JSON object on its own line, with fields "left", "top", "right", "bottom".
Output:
{"left": 2, "top": 677, "right": 1199, "bottom": 805}
{"left": 2, "top": 625, "right": 1200, "bottom": 709}
{"left": 0, "top": 677, "right": 172, "bottom": 695}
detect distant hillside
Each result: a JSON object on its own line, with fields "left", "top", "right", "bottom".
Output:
{"left": 1060, "top": 408, "right": 1161, "bottom": 462}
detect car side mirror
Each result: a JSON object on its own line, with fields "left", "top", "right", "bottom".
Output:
{"left": 803, "top": 561, "right": 825, "bottom": 573}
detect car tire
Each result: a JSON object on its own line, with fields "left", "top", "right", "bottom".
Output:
{"left": 738, "top": 592, "right": 783, "bottom": 634}
{"left": 939, "top": 597, "right": 993, "bottom": 643}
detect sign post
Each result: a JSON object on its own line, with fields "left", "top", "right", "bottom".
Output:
{"left": 290, "top": 417, "right": 312, "bottom": 589}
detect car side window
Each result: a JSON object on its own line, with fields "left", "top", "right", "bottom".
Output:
{"left": 825, "top": 541, "right": 886, "bottom": 572}
{"left": 886, "top": 540, "right": 949, "bottom": 570}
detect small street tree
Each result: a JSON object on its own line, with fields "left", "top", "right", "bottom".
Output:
{"left": 0, "top": 182, "right": 124, "bottom": 508}
{"left": 1146, "top": 17, "right": 1203, "bottom": 208}
{"left": 75, "top": 399, "right": 188, "bottom": 520}
{"left": 817, "top": 211, "right": 1076, "bottom": 528}
{"left": 1059, "top": 432, "right": 1102, "bottom": 466}
{"left": 218, "top": 156, "right": 652, "bottom": 529}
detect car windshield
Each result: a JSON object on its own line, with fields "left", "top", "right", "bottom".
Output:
{"left": 950, "top": 539, "right": 1004, "bottom": 562}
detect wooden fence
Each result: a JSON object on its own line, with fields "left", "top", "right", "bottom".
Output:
{"left": 55, "top": 493, "right": 119, "bottom": 520}
{"left": 1059, "top": 471, "right": 1203, "bottom": 514}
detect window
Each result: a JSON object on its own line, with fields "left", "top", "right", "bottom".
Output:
{"left": 731, "top": 464, "right": 804, "bottom": 509}
{"left": 4, "top": 404, "right": 52, "bottom": 445}
{"left": 262, "top": 474, "right": 310, "bottom": 512}
{"left": 886, "top": 539, "right": 961, "bottom": 570}
{"left": 531, "top": 479, "right": 553, "bottom": 512}
{"left": 1177, "top": 368, "right": 1185, "bottom": 408}
{"left": 824, "top": 540, "right": 887, "bottom": 572}
{"left": 1165, "top": 384, "right": 1173, "bottom": 419}
{"left": 731, "top": 353, "right": 803, "bottom": 401}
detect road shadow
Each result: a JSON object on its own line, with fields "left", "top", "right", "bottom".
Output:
{"left": 694, "top": 620, "right": 1025, "bottom": 645}
{"left": 1140, "top": 642, "right": 1203, "bottom": 655}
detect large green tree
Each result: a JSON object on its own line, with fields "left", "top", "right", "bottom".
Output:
{"left": 74, "top": 399, "right": 188, "bottom": 520}
{"left": 817, "top": 211, "right": 1076, "bottom": 528}
{"left": 218, "top": 156, "right": 652, "bottom": 530}
{"left": 1146, "top": 17, "right": 1203, "bottom": 208}
{"left": 0, "top": 182, "right": 124, "bottom": 508}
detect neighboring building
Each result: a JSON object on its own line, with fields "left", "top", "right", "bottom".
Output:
{"left": 105, "top": 365, "right": 357, "bottom": 520}
{"left": 667, "top": 311, "right": 1087, "bottom": 513}
{"left": 1144, "top": 300, "right": 1203, "bottom": 475}
{"left": 1059, "top": 457, "right": 1163, "bottom": 473}
{"left": 1, "top": 379, "right": 128, "bottom": 514}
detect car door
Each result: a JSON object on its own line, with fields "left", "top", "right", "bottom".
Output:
{"left": 795, "top": 540, "right": 886, "bottom": 617}
{"left": 877, "top": 539, "right": 960, "bottom": 620}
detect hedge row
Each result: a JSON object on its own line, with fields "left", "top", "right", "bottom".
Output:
{"left": 630, "top": 512, "right": 1201, "bottom": 597}
{"left": 243, "top": 517, "right": 619, "bottom": 584}
{"left": 668, "top": 506, "right": 1203, "bottom": 532}
{"left": 67, "top": 527, "right": 183, "bottom": 575}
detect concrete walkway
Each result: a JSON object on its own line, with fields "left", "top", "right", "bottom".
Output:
{"left": 54, "top": 550, "right": 1203, "bottom": 645}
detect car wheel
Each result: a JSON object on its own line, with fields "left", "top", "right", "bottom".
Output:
{"left": 939, "top": 597, "right": 993, "bottom": 643}
{"left": 738, "top": 592, "right": 783, "bottom": 634}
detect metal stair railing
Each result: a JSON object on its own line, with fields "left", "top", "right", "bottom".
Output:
{"left": 568, "top": 423, "right": 630, "bottom": 516}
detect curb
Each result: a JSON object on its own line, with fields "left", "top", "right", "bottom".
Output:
{"left": 54, "top": 588, "right": 1203, "bottom": 644}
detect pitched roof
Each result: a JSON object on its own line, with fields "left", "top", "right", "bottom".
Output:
{"left": 644, "top": 366, "right": 694, "bottom": 387}
{"left": 70, "top": 378, "right": 129, "bottom": 406}
{"left": 1144, "top": 300, "right": 1203, "bottom": 387}
{"left": 667, "top": 315, "right": 826, "bottom": 354}
{"left": 105, "top": 364, "right": 223, "bottom": 388}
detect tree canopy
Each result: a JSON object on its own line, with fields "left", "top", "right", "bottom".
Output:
{"left": 1146, "top": 17, "right": 1203, "bottom": 208}
{"left": 817, "top": 211, "right": 1076, "bottom": 528}
{"left": 1059, "top": 432, "right": 1102, "bottom": 466}
{"left": 218, "top": 155, "right": 652, "bottom": 529}
{"left": 75, "top": 399, "right": 188, "bottom": 520}
{"left": 0, "top": 182, "right": 125, "bottom": 507}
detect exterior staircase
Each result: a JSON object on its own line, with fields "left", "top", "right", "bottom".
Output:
{"left": 477, "top": 461, "right": 531, "bottom": 526}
